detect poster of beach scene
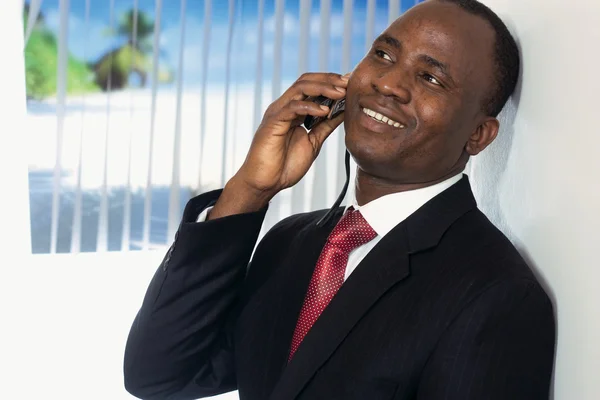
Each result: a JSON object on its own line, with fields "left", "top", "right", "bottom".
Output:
{"left": 24, "top": 0, "right": 414, "bottom": 254}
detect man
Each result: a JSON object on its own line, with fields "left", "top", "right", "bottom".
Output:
{"left": 124, "top": 0, "right": 555, "bottom": 399}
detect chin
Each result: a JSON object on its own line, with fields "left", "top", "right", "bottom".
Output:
{"left": 346, "top": 124, "right": 383, "bottom": 157}
{"left": 347, "top": 142, "right": 391, "bottom": 179}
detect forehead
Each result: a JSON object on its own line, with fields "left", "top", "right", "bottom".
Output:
{"left": 383, "top": 1, "right": 496, "bottom": 85}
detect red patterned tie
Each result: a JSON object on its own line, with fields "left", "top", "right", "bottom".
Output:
{"left": 288, "top": 207, "right": 377, "bottom": 361}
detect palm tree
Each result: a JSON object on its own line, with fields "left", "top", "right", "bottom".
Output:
{"left": 93, "top": 9, "right": 172, "bottom": 91}
{"left": 117, "top": 9, "right": 155, "bottom": 53}
{"left": 93, "top": 46, "right": 149, "bottom": 90}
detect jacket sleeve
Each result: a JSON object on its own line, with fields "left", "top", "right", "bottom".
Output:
{"left": 416, "top": 279, "right": 556, "bottom": 400}
{"left": 123, "top": 189, "right": 268, "bottom": 400}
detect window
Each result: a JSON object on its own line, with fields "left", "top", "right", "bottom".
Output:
{"left": 23, "top": 0, "right": 420, "bottom": 254}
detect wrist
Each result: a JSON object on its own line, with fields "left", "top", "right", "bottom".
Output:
{"left": 207, "top": 177, "right": 276, "bottom": 220}
{"left": 227, "top": 176, "right": 276, "bottom": 209}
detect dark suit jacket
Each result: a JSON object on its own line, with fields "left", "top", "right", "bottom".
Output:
{"left": 124, "top": 176, "right": 556, "bottom": 400}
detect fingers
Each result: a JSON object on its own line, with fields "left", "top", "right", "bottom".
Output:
{"left": 259, "top": 72, "right": 348, "bottom": 139}
{"left": 271, "top": 100, "right": 332, "bottom": 124}
{"left": 268, "top": 73, "right": 348, "bottom": 115}
{"left": 289, "top": 78, "right": 347, "bottom": 101}
{"left": 308, "top": 110, "right": 345, "bottom": 152}
{"left": 295, "top": 72, "right": 349, "bottom": 91}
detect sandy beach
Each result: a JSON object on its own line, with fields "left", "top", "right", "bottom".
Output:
{"left": 26, "top": 85, "right": 347, "bottom": 252}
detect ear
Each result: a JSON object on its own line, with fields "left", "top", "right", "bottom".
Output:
{"left": 465, "top": 117, "right": 499, "bottom": 156}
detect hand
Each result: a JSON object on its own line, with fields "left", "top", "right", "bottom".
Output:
{"left": 209, "top": 73, "right": 348, "bottom": 220}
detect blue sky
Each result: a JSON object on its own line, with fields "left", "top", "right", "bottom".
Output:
{"left": 34, "top": 0, "right": 422, "bottom": 87}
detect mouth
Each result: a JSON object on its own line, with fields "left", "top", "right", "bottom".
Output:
{"left": 361, "top": 107, "right": 406, "bottom": 129}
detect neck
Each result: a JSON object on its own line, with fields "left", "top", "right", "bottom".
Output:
{"left": 353, "top": 169, "right": 464, "bottom": 206}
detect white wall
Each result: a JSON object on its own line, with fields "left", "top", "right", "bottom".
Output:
{"left": 1, "top": 252, "right": 234, "bottom": 400}
{"left": 0, "top": 0, "right": 31, "bottom": 256}
{"left": 470, "top": 1, "right": 600, "bottom": 399}
{"left": 2, "top": 253, "right": 161, "bottom": 399}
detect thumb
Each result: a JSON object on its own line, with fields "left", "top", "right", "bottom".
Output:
{"left": 308, "top": 112, "right": 345, "bottom": 151}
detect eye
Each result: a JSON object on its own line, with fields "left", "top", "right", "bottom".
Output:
{"left": 422, "top": 73, "right": 442, "bottom": 86}
{"left": 375, "top": 49, "right": 393, "bottom": 62}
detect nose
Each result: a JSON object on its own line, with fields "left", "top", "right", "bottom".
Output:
{"left": 371, "top": 69, "right": 411, "bottom": 104}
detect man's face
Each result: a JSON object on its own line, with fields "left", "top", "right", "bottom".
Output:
{"left": 344, "top": 0, "right": 497, "bottom": 184}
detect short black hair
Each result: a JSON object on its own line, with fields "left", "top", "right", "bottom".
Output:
{"left": 436, "top": 0, "right": 520, "bottom": 117}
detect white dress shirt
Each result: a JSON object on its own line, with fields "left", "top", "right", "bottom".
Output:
{"left": 197, "top": 174, "right": 463, "bottom": 281}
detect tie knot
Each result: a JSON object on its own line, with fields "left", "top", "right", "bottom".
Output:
{"left": 327, "top": 208, "right": 377, "bottom": 253}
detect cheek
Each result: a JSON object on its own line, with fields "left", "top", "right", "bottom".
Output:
{"left": 417, "top": 96, "right": 464, "bottom": 148}
{"left": 407, "top": 96, "right": 470, "bottom": 168}
{"left": 347, "top": 58, "right": 380, "bottom": 94}
{"left": 419, "top": 96, "right": 452, "bottom": 131}
{"left": 346, "top": 69, "right": 367, "bottom": 96}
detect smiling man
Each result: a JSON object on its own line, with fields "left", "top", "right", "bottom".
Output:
{"left": 124, "top": 1, "right": 556, "bottom": 399}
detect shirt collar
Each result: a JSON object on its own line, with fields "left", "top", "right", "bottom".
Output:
{"left": 347, "top": 173, "right": 464, "bottom": 237}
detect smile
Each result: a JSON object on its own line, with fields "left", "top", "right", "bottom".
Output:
{"left": 361, "top": 107, "right": 405, "bottom": 128}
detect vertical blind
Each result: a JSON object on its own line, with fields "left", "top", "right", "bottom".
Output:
{"left": 23, "top": 0, "right": 420, "bottom": 254}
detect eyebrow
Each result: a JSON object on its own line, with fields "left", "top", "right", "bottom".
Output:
{"left": 419, "top": 54, "right": 449, "bottom": 76}
{"left": 374, "top": 34, "right": 401, "bottom": 49}
{"left": 418, "top": 54, "right": 457, "bottom": 85}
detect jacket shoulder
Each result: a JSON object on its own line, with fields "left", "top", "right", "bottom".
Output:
{"left": 423, "top": 208, "right": 552, "bottom": 309}
{"left": 447, "top": 208, "right": 535, "bottom": 277}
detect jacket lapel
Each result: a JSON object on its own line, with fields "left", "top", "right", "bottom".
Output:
{"left": 268, "top": 176, "right": 477, "bottom": 400}
{"left": 269, "top": 221, "right": 412, "bottom": 400}
{"left": 259, "top": 208, "right": 345, "bottom": 388}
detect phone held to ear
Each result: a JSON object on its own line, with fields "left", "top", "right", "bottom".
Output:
{"left": 303, "top": 96, "right": 346, "bottom": 130}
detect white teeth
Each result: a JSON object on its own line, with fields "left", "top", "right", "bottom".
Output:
{"left": 361, "top": 107, "right": 404, "bottom": 128}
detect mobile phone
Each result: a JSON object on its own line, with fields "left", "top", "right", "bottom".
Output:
{"left": 303, "top": 96, "right": 346, "bottom": 130}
